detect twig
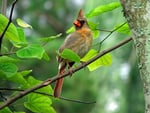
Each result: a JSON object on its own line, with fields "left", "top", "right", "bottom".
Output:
{"left": 1, "top": 0, "right": 7, "bottom": 15}
{"left": 95, "top": 28, "right": 112, "bottom": 32}
{"left": 100, "top": 22, "right": 127, "bottom": 43}
{"left": 0, "top": 92, "right": 7, "bottom": 101}
{"left": 98, "top": 22, "right": 127, "bottom": 51}
{"left": 0, "top": 88, "right": 96, "bottom": 104}
{"left": 59, "top": 96, "right": 96, "bottom": 104}
{"left": 0, "top": 37, "right": 132, "bottom": 109}
{"left": 0, "top": 52, "right": 16, "bottom": 56}
{"left": 0, "top": 0, "right": 18, "bottom": 53}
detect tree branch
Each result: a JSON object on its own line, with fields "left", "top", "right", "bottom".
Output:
{"left": 100, "top": 22, "right": 127, "bottom": 44}
{"left": 0, "top": 0, "right": 18, "bottom": 53}
{"left": 120, "top": 1, "right": 150, "bottom": 113}
{"left": 96, "top": 22, "right": 127, "bottom": 51}
{"left": 0, "top": 37, "right": 132, "bottom": 109}
{"left": 0, "top": 88, "right": 96, "bottom": 104}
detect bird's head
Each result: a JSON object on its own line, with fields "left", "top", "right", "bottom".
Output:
{"left": 73, "top": 9, "right": 89, "bottom": 30}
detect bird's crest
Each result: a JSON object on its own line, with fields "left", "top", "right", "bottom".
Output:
{"left": 77, "top": 9, "right": 84, "bottom": 18}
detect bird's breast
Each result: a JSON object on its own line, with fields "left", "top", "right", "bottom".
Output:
{"left": 75, "top": 28, "right": 93, "bottom": 57}
{"left": 77, "top": 28, "right": 93, "bottom": 47}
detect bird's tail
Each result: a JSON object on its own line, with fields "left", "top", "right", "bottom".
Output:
{"left": 54, "top": 67, "right": 65, "bottom": 98}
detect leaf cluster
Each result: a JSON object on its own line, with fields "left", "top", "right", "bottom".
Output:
{"left": 0, "top": 1, "right": 131, "bottom": 113}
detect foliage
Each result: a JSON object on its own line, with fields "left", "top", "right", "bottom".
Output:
{"left": 81, "top": 49, "right": 112, "bottom": 71}
{"left": 59, "top": 49, "right": 81, "bottom": 62}
{"left": 0, "top": 1, "right": 141, "bottom": 113}
{"left": 0, "top": 14, "right": 57, "bottom": 112}
{"left": 86, "top": 2, "right": 121, "bottom": 18}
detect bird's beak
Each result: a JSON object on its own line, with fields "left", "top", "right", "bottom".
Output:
{"left": 73, "top": 20, "right": 81, "bottom": 27}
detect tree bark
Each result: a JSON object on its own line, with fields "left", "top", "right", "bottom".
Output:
{"left": 120, "top": 0, "right": 150, "bottom": 113}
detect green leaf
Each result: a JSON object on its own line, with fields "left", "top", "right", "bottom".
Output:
{"left": 16, "top": 44, "right": 45, "bottom": 59}
{"left": 81, "top": 49, "right": 97, "bottom": 62}
{"left": 24, "top": 93, "right": 56, "bottom": 113}
{"left": 115, "top": 23, "right": 131, "bottom": 35}
{"left": 0, "top": 106, "right": 12, "bottom": 113}
{"left": 17, "top": 28, "right": 27, "bottom": 46}
{"left": 0, "top": 63, "right": 18, "bottom": 78}
{"left": 19, "top": 70, "right": 32, "bottom": 76}
{"left": 27, "top": 76, "right": 53, "bottom": 94}
{"left": 86, "top": 2, "right": 121, "bottom": 18}
{"left": 88, "top": 21, "right": 100, "bottom": 38}
{"left": 0, "top": 56, "right": 19, "bottom": 63}
{"left": 0, "top": 56, "right": 19, "bottom": 79}
{"left": 8, "top": 70, "right": 32, "bottom": 87}
{"left": 88, "top": 21, "right": 98, "bottom": 30}
{"left": 42, "top": 52, "right": 50, "bottom": 61}
{"left": 24, "top": 77, "right": 54, "bottom": 113}
{"left": 39, "top": 33, "right": 62, "bottom": 42}
{"left": 66, "top": 26, "right": 75, "bottom": 34}
{"left": 92, "top": 30, "right": 100, "bottom": 38}
{"left": 17, "top": 18, "right": 32, "bottom": 28}
{"left": 60, "top": 49, "right": 80, "bottom": 62}
{"left": 81, "top": 49, "right": 112, "bottom": 71}
{"left": 0, "top": 14, "right": 21, "bottom": 47}
{"left": 88, "top": 53, "right": 112, "bottom": 71}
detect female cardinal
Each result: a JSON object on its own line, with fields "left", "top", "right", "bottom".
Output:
{"left": 54, "top": 9, "right": 93, "bottom": 97}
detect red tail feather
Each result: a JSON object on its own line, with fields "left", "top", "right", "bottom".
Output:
{"left": 54, "top": 68, "right": 65, "bottom": 97}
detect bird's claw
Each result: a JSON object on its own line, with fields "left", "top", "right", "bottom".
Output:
{"left": 68, "top": 68, "right": 73, "bottom": 77}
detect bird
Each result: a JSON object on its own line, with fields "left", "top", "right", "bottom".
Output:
{"left": 54, "top": 9, "right": 93, "bottom": 98}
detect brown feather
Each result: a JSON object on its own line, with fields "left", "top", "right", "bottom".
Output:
{"left": 53, "top": 9, "right": 93, "bottom": 98}
{"left": 54, "top": 63, "right": 66, "bottom": 97}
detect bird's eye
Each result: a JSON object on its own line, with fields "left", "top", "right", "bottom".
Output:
{"left": 74, "top": 19, "right": 86, "bottom": 28}
{"left": 79, "top": 20, "right": 85, "bottom": 25}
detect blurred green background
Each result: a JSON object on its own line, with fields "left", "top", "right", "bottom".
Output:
{"left": 1, "top": 0, "right": 144, "bottom": 113}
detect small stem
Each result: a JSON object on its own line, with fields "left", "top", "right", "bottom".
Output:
{"left": 0, "top": 0, "right": 18, "bottom": 53}
{"left": 97, "top": 22, "right": 127, "bottom": 51}
{"left": 0, "top": 87, "right": 96, "bottom": 104}
{"left": 95, "top": 28, "right": 112, "bottom": 32}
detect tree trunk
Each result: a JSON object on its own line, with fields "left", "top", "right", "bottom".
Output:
{"left": 120, "top": 0, "right": 150, "bottom": 113}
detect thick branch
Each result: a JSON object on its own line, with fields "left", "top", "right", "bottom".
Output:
{"left": 120, "top": 1, "right": 150, "bottom": 113}
{"left": 0, "top": 37, "right": 132, "bottom": 109}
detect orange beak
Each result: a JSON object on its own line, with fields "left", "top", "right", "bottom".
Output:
{"left": 73, "top": 20, "right": 81, "bottom": 27}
